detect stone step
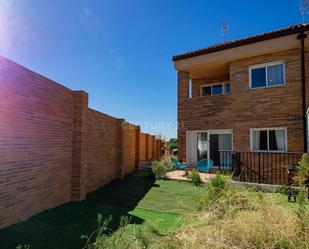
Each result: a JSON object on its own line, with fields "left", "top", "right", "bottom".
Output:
{"left": 137, "top": 160, "right": 152, "bottom": 171}
{"left": 137, "top": 167, "right": 152, "bottom": 172}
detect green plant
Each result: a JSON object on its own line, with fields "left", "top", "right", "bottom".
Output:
{"left": 189, "top": 171, "right": 202, "bottom": 186}
{"left": 152, "top": 187, "right": 309, "bottom": 249}
{"left": 275, "top": 184, "right": 289, "bottom": 194}
{"left": 164, "top": 160, "right": 176, "bottom": 172}
{"left": 196, "top": 173, "right": 233, "bottom": 215}
{"left": 296, "top": 154, "right": 309, "bottom": 235}
{"left": 82, "top": 214, "right": 169, "bottom": 249}
{"left": 151, "top": 160, "right": 176, "bottom": 179}
{"left": 167, "top": 138, "right": 177, "bottom": 150}
{"left": 209, "top": 172, "right": 228, "bottom": 189}
{"left": 82, "top": 214, "right": 135, "bottom": 249}
{"left": 151, "top": 160, "right": 166, "bottom": 179}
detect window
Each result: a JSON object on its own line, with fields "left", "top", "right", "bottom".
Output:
{"left": 251, "top": 128, "right": 287, "bottom": 152}
{"left": 249, "top": 61, "right": 285, "bottom": 88}
{"left": 225, "top": 83, "right": 230, "bottom": 94}
{"left": 201, "top": 82, "right": 230, "bottom": 96}
{"left": 211, "top": 85, "right": 223, "bottom": 95}
{"left": 202, "top": 86, "right": 211, "bottom": 96}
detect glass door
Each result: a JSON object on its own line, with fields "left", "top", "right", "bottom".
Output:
{"left": 219, "top": 134, "right": 232, "bottom": 169}
{"left": 209, "top": 132, "right": 232, "bottom": 168}
{"left": 197, "top": 132, "right": 208, "bottom": 161}
{"left": 210, "top": 134, "right": 219, "bottom": 165}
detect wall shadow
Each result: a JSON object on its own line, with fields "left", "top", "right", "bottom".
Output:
{"left": 0, "top": 170, "right": 157, "bottom": 249}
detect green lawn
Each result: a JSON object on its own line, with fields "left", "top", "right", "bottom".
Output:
{"left": 0, "top": 171, "right": 199, "bottom": 249}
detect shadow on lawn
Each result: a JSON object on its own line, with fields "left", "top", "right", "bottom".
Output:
{"left": 0, "top": 171, "right": 157, "bottom": 249}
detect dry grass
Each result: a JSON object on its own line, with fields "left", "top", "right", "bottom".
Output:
{"left": 149, "top": 175, "right": 309, "bottom": 249}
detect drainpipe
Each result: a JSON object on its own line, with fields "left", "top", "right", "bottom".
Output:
{"left": 297, "top": 31, "right": 307, "bottom": 153}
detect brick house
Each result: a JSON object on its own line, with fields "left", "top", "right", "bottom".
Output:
{"left": 173, "top": 24, "right": 309, "bottom": 171}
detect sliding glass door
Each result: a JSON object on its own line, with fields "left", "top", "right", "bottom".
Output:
{"left": 186, "top": 130, "right": 232, "bottom": 167}
{"left": 209, "top": 133, "right": 232, "bottom": 167}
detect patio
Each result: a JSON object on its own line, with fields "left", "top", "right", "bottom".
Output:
{"left": 165, "top": 170, "right": 215, "bottom": 182}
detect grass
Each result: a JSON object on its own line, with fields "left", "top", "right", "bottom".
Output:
{"left": 0, "top": 171, "right": 198, "bottom": 249}
{"left": 1, "top": 171, "right": 308, "bottom": 249}
{"left": 148, "top": 174, "right": 309, "bottom": 249}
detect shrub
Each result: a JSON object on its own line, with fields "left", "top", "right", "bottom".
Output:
{"left": 151, "top": 160, "right": 177, "bottom": 179}
{"left": 189, "top": 171, "right": 202, "bottom": 186}
{"left": 195, "top": 173, "right": 256, "bottom": 219}
{"left": 196, "top": 173, "right": 228, "bottom": 209}
{"left": 209, "top": 172, "right": 228, "bottom": 189}
{"left": 296, "top": 153, "right": 309, "bottom": 235}
{"left": 164, "top": 160, "right": 176, "bottom": 172}
{"left": 151, "top": 160, "right": 166, "bottom": 179}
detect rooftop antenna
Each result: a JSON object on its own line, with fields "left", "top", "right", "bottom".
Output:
{"left": 300, "top": 0, "right": 309, "bottom": 23}
{"left": 221, "top": 21, "right": 229, "bottom": 39}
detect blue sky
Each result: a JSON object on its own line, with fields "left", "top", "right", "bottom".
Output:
{"left": 0, "top": 0, "right": 304, "bottom": 139}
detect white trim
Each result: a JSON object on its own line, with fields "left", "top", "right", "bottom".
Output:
{"left": 200, "top": 82, "right": 230, "bottom": 96}
{"left": 188, "top": 79, "right": 192, "bottom": 98}
{"left": 250, "top": 127, "right": 288, "bottom": 152}
{"left": 208, "top": 129, "right": 233, "bottom": 135}
{"left": 249, "top": 60, "right": 285, "bottom": 89}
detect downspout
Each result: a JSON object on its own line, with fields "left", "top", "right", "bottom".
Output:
{"left": 297, "top": 31, "right": 307, "bottom": 152}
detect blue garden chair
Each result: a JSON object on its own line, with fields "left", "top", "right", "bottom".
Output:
{"left": 195, "top": 159, "right": 214, "bottom": 173}
{"left": 171, "top": 157, "right": 187, "bottom": 170}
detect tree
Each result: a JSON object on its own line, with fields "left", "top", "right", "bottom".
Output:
{"left": 167, "top": 138, "right": 177, "bottom": 150}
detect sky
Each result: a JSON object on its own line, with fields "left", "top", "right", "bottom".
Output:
{"left": 0, "top": 0, "right": 304, "bottom": 139}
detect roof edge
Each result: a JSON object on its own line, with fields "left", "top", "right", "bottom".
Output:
{"left": 173, "top": 24, "right": 309, "bottom": 61}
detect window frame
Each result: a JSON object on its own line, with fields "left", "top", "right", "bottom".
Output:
{"left": 250, "top": 127, "right": 288, "bottom": 152}
{"left": 225, "top": 83, "right": 230, "bottom": 94}
{"left": 249, "top": 61, "right": 285, "bottom": 89}
{"left": 200, "top": 82, "right": 230, "bottom": 97}
{"left": 188, "top": 78, "right": 192, "bottom": 98}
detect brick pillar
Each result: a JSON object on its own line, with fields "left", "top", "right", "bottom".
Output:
{"left": 155, "top": 139, "right": 158, "bottom": 159}
{"left": 153, "top": 138, "right": 158, "bottom": 160}
{"left": 145, "top": 134, "right": 149, "bottom": 160}
{"left": 117, "top": 119, "right": 125, "bottom": 179}
{"left": 71, "top": 91, "right": 88, "bottom": 201}
{"left": 152, "top": 136, "right": 156, "bottom": 159}
{"left": 178, "top": 71, "right": 189, "bottom": 161}
{"left": 156, "top": 139, "right": 160, "bottom": 158}
{"left": 135, "top": 126, "right": 141, "bottom": 168}
{"left": 149, "top": 135, "right": 153, "bottom": 160}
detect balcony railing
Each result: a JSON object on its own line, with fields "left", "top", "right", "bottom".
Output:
{"left": 218, "top": 151, "right": 303, "bottom": 185}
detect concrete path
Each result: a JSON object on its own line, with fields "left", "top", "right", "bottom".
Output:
{"left": 165, "top": 170, "right": 215, "bottom": 182}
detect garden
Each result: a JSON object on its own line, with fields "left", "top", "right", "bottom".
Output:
{"left": 1, "top": 155, "right": 309, "bottom": 249}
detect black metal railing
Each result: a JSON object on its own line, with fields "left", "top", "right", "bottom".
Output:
{"left": 218, "top": 151, "right": 303, "bottom": 185}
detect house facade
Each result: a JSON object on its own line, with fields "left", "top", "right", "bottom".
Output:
{"left": 173, "top": 24, "right": 309, "bottom": 167}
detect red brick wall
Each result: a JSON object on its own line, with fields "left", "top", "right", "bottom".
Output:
{"left": 0, "top": 56, "right": 74, "bottom": 228}
{"left": 85, "top": 109, "right": 121, "bottom": 194}
{"left": 139, "top": 133, "right": 162, "bottom": 161}
{"left": 139, "top": 133, "right": 147, "bottom": 160}
{"left": 0, "top": 56, "right": 163, "bottom": 229}
{"left": 148, "top": 135, "right": 154, "bottom": 160}
{"left": 122, "top": 123, "right": 139, "bottom": 175}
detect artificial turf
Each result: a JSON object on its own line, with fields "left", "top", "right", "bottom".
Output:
{"left": 0, "top": 171, "right": 199, "bottom": 249}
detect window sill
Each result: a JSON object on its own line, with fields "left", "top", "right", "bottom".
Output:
{"left": 250, "top": 150, "right": 288, "bottom": 153}
{"left": 249, "top": 83, "right": 285, "bottom": 90}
